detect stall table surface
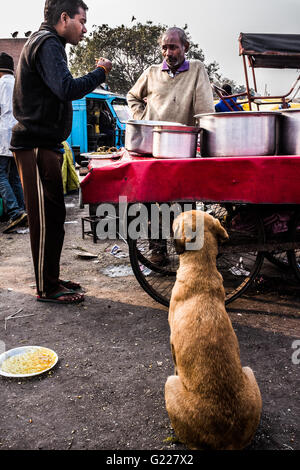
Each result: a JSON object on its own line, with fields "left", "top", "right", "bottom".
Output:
{"left": 80, "top": 149, "right": 300, "bottom": 205}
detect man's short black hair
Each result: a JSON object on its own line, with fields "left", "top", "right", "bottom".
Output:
{"left": 44, "top": 0, "right": 88, "bottom": 26}
{"left": 222, "top": 84, "right": 232, "bottom": 95}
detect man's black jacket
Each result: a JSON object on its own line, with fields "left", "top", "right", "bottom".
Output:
{"left": 11, "top": 24, "right": 105, "bottom": 149}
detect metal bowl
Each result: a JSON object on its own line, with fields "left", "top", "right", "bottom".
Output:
{"left": 195, "top": 111, "right": 281, "bottom": 157}
{"left": 152, "top": 125, "right": 199, "bottom": 159}
{"left": 125, "top": 120, "right": 184, "bottom": 154}
{"left": 279, "top": 109, "right": 300, "bottom": 155}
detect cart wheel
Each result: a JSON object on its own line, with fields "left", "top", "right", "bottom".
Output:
{"left": 212, "top": 204, "right": 265, "bottom": 303}
{"left": 128, "top": 205, "right": 265, "bottom": 307}
{"left": 128, "top": 236, "right": 178, "bottom": 307}
{"left": 287, "top": 210, "right": 300, "bottom": 281}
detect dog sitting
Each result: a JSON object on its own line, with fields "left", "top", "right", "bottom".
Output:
{"left": 165, "top": 210, "right": 262, "bottom": 450}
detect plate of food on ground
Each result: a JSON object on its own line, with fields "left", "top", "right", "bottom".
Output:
{"left": 0, "top": 346, "right": 58, "bottom": 378}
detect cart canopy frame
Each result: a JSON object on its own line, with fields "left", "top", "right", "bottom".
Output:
{"left": 239, "top": 33, "right": 300, "bottom": 69}
{"left": 214, "top": 33, "right": 300, "bottom": 111}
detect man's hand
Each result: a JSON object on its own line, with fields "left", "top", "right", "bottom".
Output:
{"left": 95, "top": 57, "right": 112, "bottom": 74}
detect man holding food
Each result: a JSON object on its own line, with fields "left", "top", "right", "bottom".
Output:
{"left": 11, "top": 0, "right": 112, "bottom": 304}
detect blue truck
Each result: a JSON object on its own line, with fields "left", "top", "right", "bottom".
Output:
{"left": 67, "top": 87, "right": 130, "bottom": 161}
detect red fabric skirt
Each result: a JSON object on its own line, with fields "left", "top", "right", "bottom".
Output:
{"left": 80, "top": 150, "right": 300, "bottom": 205}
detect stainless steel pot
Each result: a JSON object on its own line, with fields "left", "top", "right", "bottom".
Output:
{"left": 195, "top": 111, "right": 281, "bottom": 157}
{"left": 152, "top": 125, "right": 199, "bottom": 158}
{"left": 279, "top": 109, "right": 300, "bottom": 155}
{"left": 125, "top": 120, "right": 183, "bottom": 154}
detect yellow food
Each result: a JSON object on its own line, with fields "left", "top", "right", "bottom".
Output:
{"left": 91, "top": 146, "right": 118, "bottom": 155}
{"left": 1, "top": 348, "right": 56, "bottom": 375}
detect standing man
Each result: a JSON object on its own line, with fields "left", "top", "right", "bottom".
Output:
{"left": 127, "top": 27, "right": 215, "bottom": 125}
{"left": 11, "top": 0, "right": 112, "bottom": 304}
{"left": 0, "top": 52, "right": 27, "bottom": 233}
{"left": 127, "top": 27, "right": 214, "bottom": 263}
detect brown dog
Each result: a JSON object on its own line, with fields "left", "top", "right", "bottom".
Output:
{"left": 165, "top": 210, "right": 262, "bottom": 450}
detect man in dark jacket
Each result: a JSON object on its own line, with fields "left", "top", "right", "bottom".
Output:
{"left": 11, "top": 0, "right": 112, "bottom": 304}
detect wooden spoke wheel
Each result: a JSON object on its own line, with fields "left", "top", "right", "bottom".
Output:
{"left": 128, "top": 204, "right": 265, "bottom": 307}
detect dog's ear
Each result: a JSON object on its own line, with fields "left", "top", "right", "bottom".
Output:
{"left": 215, "top": 218, "right": 229, "bottom": 242}
{"left": 174, "top": 237, "right": 186, "bottom": 254}
{"left": 173, "top": 217, "right": 186, "bottom": 254}
{"left": 173, "top": 211, "right": 200, "bottom": 253}
{"left": 173, "top": 211, "right": 202, "bottom": 253}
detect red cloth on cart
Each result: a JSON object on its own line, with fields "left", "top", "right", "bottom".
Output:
{"left": 80, "top": 150, "right": 300, "bottom": 205}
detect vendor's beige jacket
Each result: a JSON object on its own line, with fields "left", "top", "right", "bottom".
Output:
{"left": 127, "top": 60, "right": 215, "bottom": 126}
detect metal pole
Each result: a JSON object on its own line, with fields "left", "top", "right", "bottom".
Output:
{"left": 249, "top": 57, "right": 259, "bottom": 110}
{"left": 243, "top": 55, "right": 252, "bottom": 110}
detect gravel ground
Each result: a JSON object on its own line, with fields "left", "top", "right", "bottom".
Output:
{"left": 0, "top": 194, "right": 299, "bottom": 453}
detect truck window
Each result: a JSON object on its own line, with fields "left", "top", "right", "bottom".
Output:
{"left": 86, "top": 98, "right": 115, "bottom": 151}
{"left": 112, "top": 99, "right": 131, "bottom": 123}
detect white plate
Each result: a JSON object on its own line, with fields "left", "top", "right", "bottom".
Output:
{"left": 81, "top": 152, "right": 120, "bottom": 160}
{"left": 0, "top": 346, "right": 58, "bottom": 378}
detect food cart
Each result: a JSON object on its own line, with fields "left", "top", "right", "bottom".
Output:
{"left": 79, "top": 33, "right": 300, "bottom": 307}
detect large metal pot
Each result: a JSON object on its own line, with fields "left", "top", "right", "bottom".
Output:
{"left": 279, "top": 109, "right": 300, "bottom": 155}
{"left": 125, "top": 120, "right": 183, "bottom": 154}
{"left": 195, "top": 111, "right": 281, "bottom": 157}
{"left": 152, "top": 125, "right": 199, "bottom": 158}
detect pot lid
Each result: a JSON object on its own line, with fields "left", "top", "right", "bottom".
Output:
{"left": 126, "top": 119, "right": 185, "bottom": 126}
{"left": 194, "top": 111, "right": 282, "bottom": 118}
{"left": 279, "top": 108, "right": 300, "bottom": 113}
{"left": 153, "top": 125, "right": 199, "bottom": 133}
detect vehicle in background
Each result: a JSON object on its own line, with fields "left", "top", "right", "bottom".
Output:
{"left": 67, "top": 87, "right": 131, "bottom": 164}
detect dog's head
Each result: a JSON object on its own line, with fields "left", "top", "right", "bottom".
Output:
{"left": 173, "top": 210, "right": 229, "bottom": 255}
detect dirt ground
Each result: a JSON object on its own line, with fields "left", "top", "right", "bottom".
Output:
{"left": 0, "top": 193, "right": 299, "bottom": 452}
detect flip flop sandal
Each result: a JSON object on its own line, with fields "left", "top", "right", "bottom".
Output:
{"left": 59, "top": 279, "right": 83, "bottom": 291}
{"left": 37, "top": 289, "right": 84, "bottom": 304}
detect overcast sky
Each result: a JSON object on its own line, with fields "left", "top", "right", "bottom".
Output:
{"left": 2, "top": 0, "right": 300, "bottom": 94}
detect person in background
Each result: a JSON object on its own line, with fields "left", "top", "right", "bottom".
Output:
{"left": 11, "top": 0, "right": 112, "bottom": 304}
{"left": 61, "top": 141, "right": 80, "bottom": 195}
{"left": 0, "top": 52, "right": 27, "bottom": 234}
{"left": 215, "top": 83, "right": 243, "bottom": 112}
{"left": 127, "top": 27, "right": 214, "bottom": 264}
